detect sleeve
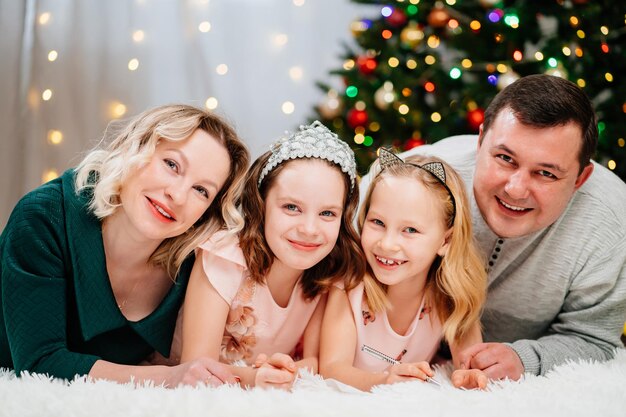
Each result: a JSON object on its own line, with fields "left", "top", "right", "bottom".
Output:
{"left": 1, "top": 188, "right": 100, "bottom": 379}
{"left": 510, "top": 236, "right": 626, "bottom": 376}
{"left": 197, "top": 231, "right": 247, "bottom": 306}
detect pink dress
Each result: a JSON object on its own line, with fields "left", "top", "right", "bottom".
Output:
{"left": 199, "top": 231, "right": 321, "bottom": 365}
{"left": 348, "top": 282, "right": 443, "bottom": 372}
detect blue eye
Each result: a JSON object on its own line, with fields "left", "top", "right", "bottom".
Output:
{"left": 372, "top": 218, "right": 384, "bottom": 227}
{"left": 320, "top": 210, "right": 336, "bottom": 217}
{"left": 164, "top": 159, "right": 179, "bottom": 172}
{"left": 285, "top": 204, "right": 299, "bottom": 212}
{"left": 405, "top": 227, "right": 418, "bottom": 234}
{"left": 194, "top": 186, "right": 209, "bottom": 199}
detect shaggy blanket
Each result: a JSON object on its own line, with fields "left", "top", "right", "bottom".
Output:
{"left": 2, "top": 350, "right": 626, "bottom": 417}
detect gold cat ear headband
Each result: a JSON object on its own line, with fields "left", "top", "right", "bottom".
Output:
{"left": 378, "top": 148, "right": 456, "bottom": 224}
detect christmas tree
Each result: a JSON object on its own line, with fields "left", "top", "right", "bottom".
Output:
{"left": 312, "top": 0, "right": 625, "bottom": 180}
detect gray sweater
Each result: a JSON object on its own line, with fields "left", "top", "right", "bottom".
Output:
{"left": 362, "top": 135, "right": 626, "bottom": 375}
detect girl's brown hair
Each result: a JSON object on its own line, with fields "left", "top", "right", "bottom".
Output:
{"left": 238, "top": 153, "right": 365, "bottom": 299}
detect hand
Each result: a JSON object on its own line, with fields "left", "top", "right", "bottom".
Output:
{"left": 166, "top": 357, "right": 237, "bottom": 388}
{"left": 451, "top": 368, "right": 488, "bottom": 390}
{"left": 383, "top": 361, "right": 434, "bottom": 385}
{"left": 458, "top": 342, "right": 524, "bottom": 381}
{"left": 253, "top": 353, "right": 298, "bottom": 390}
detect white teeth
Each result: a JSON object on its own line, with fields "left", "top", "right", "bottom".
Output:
{"left": 153, "top": 202, "right": 173, "bottom": 219}
{"left": 499, "top": 199, "right": 527, "bottom": 211}
{"left": 375, "top": 255, "right": 405, "bottom": 266}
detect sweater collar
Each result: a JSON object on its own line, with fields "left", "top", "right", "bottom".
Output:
{"left": 61, "top": 170, "right": 188, "bottom": 356}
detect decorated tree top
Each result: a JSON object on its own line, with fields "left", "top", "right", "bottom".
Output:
{"left": 312, "top": 0, "right": 625, "bottom": 180}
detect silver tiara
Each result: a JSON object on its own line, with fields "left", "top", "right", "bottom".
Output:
{"left": 258, "top": 120, "right": 357, "bottom": 190}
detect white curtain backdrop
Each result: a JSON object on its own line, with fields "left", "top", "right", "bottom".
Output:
{"left": 0, "top": 0, "right": 378, "bottom": 229}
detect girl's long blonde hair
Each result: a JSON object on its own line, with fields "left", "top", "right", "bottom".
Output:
{"left": 359, "top": 154, "right": 486, "bottom": 343}
{"left": 75, "top": 104, "right": 250, "bottom": 279}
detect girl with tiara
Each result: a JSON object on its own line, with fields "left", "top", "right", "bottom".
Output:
{"left": 319, "top": 149, "right": 489, "bottom": 391}
{"left": 179, "top": 121, "right": 365, "bottom": 389}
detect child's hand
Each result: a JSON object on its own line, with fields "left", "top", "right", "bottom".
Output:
{"left": 384, "top": 361, "right": 434, "bottom": 384}
{"left": 253, "top": 353, "right": 298, "bottom": 390}
{"left": 451, "top": 368, "right": 488, "bottom": 390}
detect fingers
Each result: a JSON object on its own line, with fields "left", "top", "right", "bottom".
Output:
{"left": 468, "top": 344, "right": 524, "bottom": 381}
{"left": 451, "top": 369, "right": 488, "bottom": 390}
{"left": 200, "top": 358, "right": 238, "bottom": 384}
{"left": 255, "top": 366, "right": 295, "bottom": 390}
{"left": 457, "top": 342, "right": 492, "bottom": 370}
{"left": 265, "top": 353, "right": 297, "bottom": 372}
{"left": 253, "top": 353, "right": 268, "bottom": 368}
{"left": 386, "top": 362, "right": 433, "bottom": 383}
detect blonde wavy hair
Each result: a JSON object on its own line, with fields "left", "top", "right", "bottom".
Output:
{"left": 358, "top": 154, "right": 486, "bottom": 343}
{"left": 74, "top": 104, "right": 250, "bottom": 279}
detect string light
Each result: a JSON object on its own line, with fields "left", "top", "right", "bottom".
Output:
{"left": 128, "top": 58, "right": 139, "bottom": 71}
{"left": 205, "top": 97, "right": 218, "bottom": 110}
{"left": 354, "top": 133, "right": 365, "bottom": 144}
{"left": 48, "top": 50, "right": 58, "bottom": 62}
{"left": 38, "top": 12, "right": 51, "bottom": 25}
{"left": 198, "top": 21, "right": 211, "bottom": 32}
{"left": 605, "top": 73, "right": 614, "bottom": 82}
{"left": 461, "top": 59, "right": 472, "bottom": 68}
{"left": 346, "top": 86, "right": 358, "bottom": 98}
{"left": 424, "top": 82, "right": 435, "bottom": 92}
{"left": 470, "top": 20, "right": 481, "bottom": 31}
{"left": 42, "top": 89, "right": 52, "bottom": 101}
{"left": 535, "top": 52, "right": 544, "bottom": 61}
{"left": 289, "top": 66, "right": 303, "bottom": 80}
{"left": 216, "top": 64, "right": 228, "bottom": 75}
{"left": 47, "top": 130, "right": 63, "bottom": 145}
{"left": 382, "top": 30, "right": 392, "bottom": 39}
{"left": 431, "top": 112, "right": 442, "bottom": 122}
{"left": 388, "top": 57, "right": 399, "bottom": 67}
{"left": 398, "top": 104, "right": 409, "bottom": 115}
{"left": 272, "top": 34, "right": 288, "bottom": 47}
{"left": 425, "top": 55, "right": 436, "bottom": 65}
{"left": 42, "top": 169, "right": 59, "bottom": 184}
{"left": 281, "top": 101, "right": 295, "bottom": 114}
{"left": 406, "top": 59, "right": 417, "bottom": 69}
{"left": 343, "top": 59, "right": 355, "bottom": 70}
{"left": 132, "top": 30, "right": 145, "bottom": 42}
{"left": 608, "top": 160, "right": 616, "bottom": 170}
{"left": 110, "top": 102, "right": 127, "bottom": 118}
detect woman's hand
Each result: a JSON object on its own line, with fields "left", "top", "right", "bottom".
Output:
{"left": 166, "top": 357, "right": 238, "bottom": 387}
{"left": 451, "top": 368, "right": 488, "bottom": 390}
{"left": 383, "top": 361, "right": 434, "bottom": 384}
{"left": 253, "top": 353, "right": 298, "bottom": 390}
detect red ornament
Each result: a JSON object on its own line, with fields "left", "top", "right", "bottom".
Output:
{"left": 347, "top": 109, "right": 368, "bottom": 128}
{"left": 427, "top": 7, "right": 450, "bottom": 28}
{"left": 386, "top": 9, "right": 407, "bottom": 27}
{"left": 357, "top": 55, "right": 377, "bottom": 75}
{"left": 467, "top": 108, "right": 485, "bottom": 131}
{"left": 404, "top": 138, "right": 425, "bottom": 151}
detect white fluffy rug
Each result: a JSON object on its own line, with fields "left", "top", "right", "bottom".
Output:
{"left": 2, "top": 350, "right": 626, "bottom": 417}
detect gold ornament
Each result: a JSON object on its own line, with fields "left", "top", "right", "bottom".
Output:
{"left": 400, "top": 23, "right": 424, "bottom": 49}
{"left": 545, "top": 63, "right": 568, "bottom": 79}
{"left": 479, "top": 0, "right": 500, "bottom": 7}
{"left": 374, "top": 82, "right": 397, "bottom": 110}
{"left": 318, "top": 91, "right": 343, "bottom": 119}
{"left": 496, "top": 70, "right": 521, "bottom": 90}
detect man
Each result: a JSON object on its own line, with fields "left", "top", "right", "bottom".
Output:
{"left": 360, "top": 74, "right": 626, "bottom": 380}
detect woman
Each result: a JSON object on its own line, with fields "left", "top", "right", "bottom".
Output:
{"left": 0, "top": 104, "right": 249, "bottom": 387}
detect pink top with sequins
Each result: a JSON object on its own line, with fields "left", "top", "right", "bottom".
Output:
{"left": 199, "top": 230, "right": 320, "bottom": 365}
{"left": 348, "top": 281, "right": 442, "bottom": 372}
